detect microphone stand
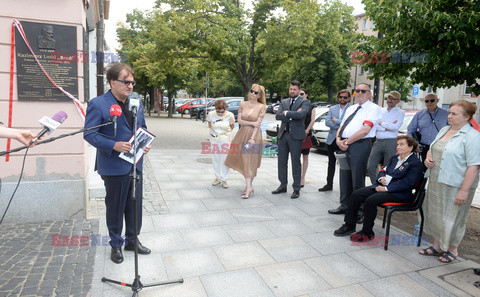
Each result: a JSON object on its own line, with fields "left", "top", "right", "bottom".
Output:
{"left": 101, "top": 105, "right": 183, "bottom": 296}
{"left": 0, "top": 122, "right": 114, "bottom": 156}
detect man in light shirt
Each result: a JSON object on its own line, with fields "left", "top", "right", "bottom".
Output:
{"left": 328, "top": 83, "right": 381, "bottom": 216}
{"left": 367, "top": 91, "right": 405, "bottom": 184}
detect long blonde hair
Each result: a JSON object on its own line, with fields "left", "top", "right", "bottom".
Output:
{"left": 249, "top": 84, "right": 267, "bottom": 105}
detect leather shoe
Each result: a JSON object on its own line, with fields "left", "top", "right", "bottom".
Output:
{"left": 124, "top": 242, "right": 151, "bottom": 255}
{"left": 272, "top": 187, "right": 287, "bottom": 194}
{"left": 291, "top": 190, "right": 300, "bottom": 199}
{"left": 350, "top": 231, "right": 375, "bottom": 242}
{"left": 318, "top": 184, "right": 333, "bottom": 192}
{"left": 111, "top": 248, "right": 123, "bottom": 264}
{"left": 334, "top": 224, "right": 355, "bottom": 237}
{"left": 328, "top": 208, "right": 346, "bottom": 215}
{"left": 356, "top": 215, "right": 364, "bottom": 224}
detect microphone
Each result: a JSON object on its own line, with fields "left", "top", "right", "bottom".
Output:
{"left": 109, "top": 104, "right": 122, "bottom": 137}
{"left": 128, "top": 92, "right": 141, "bottom": 112}
{"left": 32, "top": 111, "right": 68, "bottom": 143}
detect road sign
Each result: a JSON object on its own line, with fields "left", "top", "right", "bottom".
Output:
{"left": 413, "top": 86, "right": 419, "bottom": 96}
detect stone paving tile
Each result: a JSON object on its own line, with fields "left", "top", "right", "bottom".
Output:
{"left": 200, "top": 197, "right": 243, "bottom": 211}
{"left": 181, "top": 226, "right": 233, "bottom": 249}
{"left": 361, "top": 274, "right": 439, "bottom": 297}
{"left": 165, "top": 199, "right": 208, "bottom": 213}
{"left": 213, "top": 242, "right": 275, "bottom": 270}
{"left": 152, "top": 213, "right": 199, "bottom": 231}
{"left": 301, "top": 231, "right": 368, "bottom": 255}
{"left": 228, "top": 207, "right": 276, "bottom": 223}
{"left": 193, "top": 210, "right": 239, "bottom": 227}
{"left": 263, "top": 218, "right": 316, "bottom": 237}
{"left": 141, "top": 276, "right": 207, "bottom": 297}
{"left": 223, "top": 222, "right": 277, "bottom": 243}
{"left": 200, "top": 268, "right": 275, "bottom": 297}
{"left": 305, "top": 253, "right": 379, "bottom": 288}
{"left": 161, "top": 248, "right": 225, "bottom": 279}
{"left": 140, "top": 231, "right": 187, "bottom": 254}
{"left": 347, "top": 247, "right": 421, "bottom": 277}
{"left": 309, "top": 284, "right": 375, "bottom": 297}
{"left": 255, "top": 260, "right": 331, "bottom": 296}
{"left": 258, "top": 236, "right": 321, "bottom": 262}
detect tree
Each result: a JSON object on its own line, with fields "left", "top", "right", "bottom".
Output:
{"left": 384, "top": 76, "right": 414, "bottom": 103}
{"left": 361, "top": 0, "right": 480, "bottom": 94}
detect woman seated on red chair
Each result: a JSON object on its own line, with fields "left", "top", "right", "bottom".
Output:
{"left": 334, "top": 135, "right": 424, "bottom": 242}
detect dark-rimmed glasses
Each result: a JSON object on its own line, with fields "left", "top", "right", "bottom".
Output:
{"left": 338, "top": 96, "right": 349, "bottom": 99}
{"left": 216, "top": 109, "right": 225, "bottom": 113}
{"left": 425, "top": 99, "right": 436, "bottom": 103}
{"left": 356, "top": 89, "right": 369, "bottom": 94}
{"left": 115, "top": 80, "right": 136, "bottom": 87}
{"left": 250, "top": 89, "right": 259, "bottom": 95}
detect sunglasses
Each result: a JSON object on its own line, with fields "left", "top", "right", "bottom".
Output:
{"left": 216, "top": 109, "right": 225, "bottom": 112}
{"left": 115, "top": 79, "right": 137, "bottom": 87}
{"left": 387, "top": 96, "right": 400, "bottom": 100}
{"left": 299, "top": 92, "right": 305, "bottom": 96}
{"left": 250, "top": 89, "right": 259, "bottom": 95}
{"left": 425, "top": 99, "right": 436, "bottom": 103}
{"left": 356, "top": 89, "right": 369, "bottom": 94}
{"left": 338, "top": 96, "right": 349, "bottom": 99}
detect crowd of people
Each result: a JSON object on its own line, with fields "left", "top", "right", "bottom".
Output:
{"left": 6, "top": 62, "right": 477, "bottom": 267}
{"left": 206, "top": 80, "right": 480, "bottom": 265}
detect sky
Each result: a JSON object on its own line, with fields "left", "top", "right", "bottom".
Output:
{"left": 105, "top": 0, "right": 365, "bottom": 51}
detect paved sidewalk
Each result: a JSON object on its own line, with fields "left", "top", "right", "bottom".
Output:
{"left": 89, "top": 116, "right": 480, "bottom": 297}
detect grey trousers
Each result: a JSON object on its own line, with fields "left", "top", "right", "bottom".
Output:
{"left": 367, "top": 138, "right": 397, "bottom": 184}
{"left": 339, "top": 138, "right": 372, "bottom": 211}
{"left": 278, "top": 133, "right": 303, "bottom": 191}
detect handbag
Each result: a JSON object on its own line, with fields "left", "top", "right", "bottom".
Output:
{"left": 310, "top": 134, "right": 320, "bottom": 147}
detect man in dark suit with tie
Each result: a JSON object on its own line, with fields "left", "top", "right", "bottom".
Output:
{"left": 84, "top": 63, "right": 151, "bottom": 264}
{"left": 272, "top": 81, "right": 310, "bottom": 199}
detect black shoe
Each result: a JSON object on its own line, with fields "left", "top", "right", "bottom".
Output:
{"left": 318, "top": 184, "right": 333, "bottom": 192}
{"left": 356, "top": 215, "right": 363, "bottom": 224}
{"left": 350, "top": 231, "right": 375, "bottom": 242}
{"left": 474, "top": 268, "right": 480, "bottom": 275}
{"left": 291, "top": 190, "right": 300, "bottom": 199}
{"left": 111, "top": 248, "right": 123, "bottom": 264}
{"left": 124, "top": 242, "right": 151, "bottom": 255}
{"left": 328, "top": 208, "right": 346, "bottom": 215}
{"left": 334, "top": 224, "right": 356, "bottom": 237}
{"left": 272, "top": 186, "right": 287, "bottom": 194}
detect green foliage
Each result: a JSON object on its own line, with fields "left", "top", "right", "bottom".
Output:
{"left": 384, "top": 76, "right": 414, "bottom": 103}
{"left": 361, "top": 0, "right": 480, "bottom": 94}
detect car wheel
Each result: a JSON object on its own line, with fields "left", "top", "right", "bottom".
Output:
{"left": 184, "top": 109, "right": 190, "bottom": 115}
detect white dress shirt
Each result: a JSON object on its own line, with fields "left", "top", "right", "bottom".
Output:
{"left": 340, "top": 100, "right": 381, "bottom": 139}
{"left": 376, "top": 107, "right": 405, "bottom": 139}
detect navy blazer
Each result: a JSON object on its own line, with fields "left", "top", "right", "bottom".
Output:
{"left": 275, "top": 97, "right": 310, "bottom": 141}
{"left": 84, "top": 90, "right": 147, "bottom": 176}
{"left": 370, "top": 154, "right": 424, "bottom": 201}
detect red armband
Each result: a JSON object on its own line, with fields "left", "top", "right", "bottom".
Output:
{"left": 363, "top": 120, "right": 374, "bottom": 128}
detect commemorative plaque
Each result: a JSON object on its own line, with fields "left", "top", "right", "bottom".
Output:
{"left": 15, "top": 21, "right": 78, "bottom": 101}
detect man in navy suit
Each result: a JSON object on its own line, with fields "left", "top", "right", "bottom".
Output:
{"left": 319, "top": 89, "right": 350, "bottom": 192}
{"left": 272, "top": 81, "right": 310, "bottom": 199}
{"left": 84, "top": 63, "right": 151, "bottom": 264}
{"left": 333, "top": 135, "right": 423, "bottom": 242}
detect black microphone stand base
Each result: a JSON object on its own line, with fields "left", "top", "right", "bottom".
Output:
{"left": 101, "top": 275, "right": 184, "bottom": 296}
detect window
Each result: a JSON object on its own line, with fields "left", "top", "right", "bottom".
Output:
{"left": 359, "top": 66, "right": 365, "bottom": 75}
{"left": 362, "top": 19, "right": 368, "bottom": 30}
{"left": 465, "top": 83, "right": 473, "bottom": 95}
{"left": 371, "top": 20, "right": 375, "bottom": 29}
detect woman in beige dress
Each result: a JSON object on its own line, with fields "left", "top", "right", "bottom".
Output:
{"left": 225, "top": 84, "right": 267, "bottom": 199}
{"left": 419, "top": 100, "right": 480, "bottom": 263}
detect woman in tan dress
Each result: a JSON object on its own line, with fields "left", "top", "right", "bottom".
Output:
{"left": 225, "top": 84, "right": 267, "bottom": 199}
{"left": 419, "top": 100, "right": 480, "bottom": 263}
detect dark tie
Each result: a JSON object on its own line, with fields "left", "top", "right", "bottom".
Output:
{"left": 338, "top": 105, "right": 361, "bottom": 139}
{"left": 289, "top": 98, "right": 295, "bottom": 110}
{"left": 286, "top": 98, "right": 296, "bottom": 133}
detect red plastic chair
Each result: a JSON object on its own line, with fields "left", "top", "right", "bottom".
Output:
{"left": 379, "top": 177, "right": 428, "bottom": 250}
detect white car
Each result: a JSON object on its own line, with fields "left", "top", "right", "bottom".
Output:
{"left": 311, "top": 115, "right": 330, "bottom": 150}
{"left": 265, "top": 106, "right": 330, "bottom": 142}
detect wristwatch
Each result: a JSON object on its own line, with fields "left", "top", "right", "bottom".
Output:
{"left": 345, "top": 139, "right": 349, "bottom": 145}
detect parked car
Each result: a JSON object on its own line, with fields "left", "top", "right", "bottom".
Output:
{"left": 201, "top": 97, "right": 244, "bottom": 120}
{"left": 176, "top": 98, "right": 213, "bottom": 115}
{"left": 191, "top": 99, "right": 217, "bottom": 119}
{"left": 265, "top": 106, "right": 329, "bottom": 142}
{"left": 266, "top": 103, "right": 280, "bottom": 114}
{"left": 399, "top": 110, "right": 418, "bottom": 135}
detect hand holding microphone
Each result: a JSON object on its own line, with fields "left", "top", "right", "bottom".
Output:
{"left": 31, "top": 111, "right": 68, "bottom": 145}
